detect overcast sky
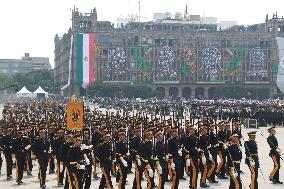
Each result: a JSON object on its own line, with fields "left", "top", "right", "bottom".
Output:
{"left": 1, "top": 0, "right": 284, "bottom": 68}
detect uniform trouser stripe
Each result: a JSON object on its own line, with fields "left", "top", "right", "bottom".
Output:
{"left": 230, "top": 171, "right": 240, "bottom": 189}
{"left": 202, "top": 163, "right": 208, "bottom": 183}
{"left": 118, "top": 165, "right": 123, "bottom": 189}
{"left": 16, "top": 160, "right": 19, "bottom": 181}
{"left": 144, "top": 170, "right": 152, "bottom": 189}
{"left": 249, "top": 165, "right": 255, "bottom": 189}
{"left": 171, "top": 169, "right": 176, "bottom": 189}
{"left": 270, "top": 155, "right": 279, "bottom": 180}
{"left": 72, "top": 173, "right": 79, "bottom": 189}
{"left": 207, "top": 158, "right": 216, "bottom": 177}
{"left": 190, "top": 158, "right": 197, "bottom": 187}
{"left": 102, "top": 167, "right": 111, "bottom": 189}
{"left": 216, "top": 151, "right": 223, "bottom": 173}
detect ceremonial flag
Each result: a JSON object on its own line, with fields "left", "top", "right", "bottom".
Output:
{"left": 67, "top": 102, "right": 84, "bottom": 130}
{"left": 76, "top": 33, "right": 96, "bottom": 87}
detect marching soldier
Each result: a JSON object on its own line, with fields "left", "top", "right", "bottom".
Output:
{"left": 0, "top": 126, "right": 4, "bottom": 174}
{"left": 48, "top": 124, "right": 56, "bottom": 174}
{"left": 198, "top": 125, "right": 210, "bottom": 188}
{"left": 140, "top": 128, "right": 155, "bottom": 189}
{"left": 184, "top": 124, "right": 198, "bottom": 189}
{"left": 97, "top": 131, "right": 113, "bottom": 189}
{"left": 32, "top": 128, "right": 50, "bottom": 189}
{"left": 227, "top": 133, "right": 242, "bottom": 189}
{"left": 116, "top": 127, "right": 128, "bottom": 189}
{"left": 82, "top": 129, "right": 93, "bottom": 189}
{"left": 3, "top": 126, "right": 14, "bottom": 179}
{"left": 68, "top": 134, "right": 90, "bottom": 189}
{"left": 207, "top": 123, "right": 218, "bottom": 183}
{"left": 267, "top": 126, "right": 283, "bottom": 184}
{"left": 61, "top": 131, "right": 73, "bottom": 189}
{"left": 91, "top": 123, "right": 102, "bottom": 180}
{"left": 167, "top": 126, "right": 180, "bottom": 189}
{"left": 155, "top": 130, "right": 166, "bottom": 189}
{"left": 53, "top": 128, "right": 65, "bottom": 186}
{"left": 129, "top": 126, "right": 142, "bottom": 189}
{"left": 244, "top": 131, "right": 259, "bottom": 189}
{"left": 216, "top": 122, "right": 228, "bottom": 179}
{"left": 13, "top": 129, "right": 31, "bottom": 185}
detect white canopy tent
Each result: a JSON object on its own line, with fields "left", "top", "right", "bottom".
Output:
{"left": 16, "top": 86, "right": 33, "bottom": 98}
{"left": 33, "top": 86, "right": 48, "bottom": 97}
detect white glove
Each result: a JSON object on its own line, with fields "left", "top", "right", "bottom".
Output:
{"left": 79, "top": 165, "right": 85, "bottom": 170}
{"left": 122, "top": 159, "right": 128, "bottom": 167}
{"left": 137, "top": 159, "right": 141, "bottom": 166}
{"left": 25, "top": 146, "right": 30, "bottom": 150}
{"left": 157, "top": 165, "right": 162, "bottom": 174}
{"left": 48, "top": 149, "right": 53, "bottom": 154}
{"left": 54, "top": 159, "right": 57, "bottom": 165}
{"left": 126, "top": 152, "right": 130, "bottom": 156}
{"left": 171, "top": 162, "right": 175, "bottom": 169}
{"left": 186, "top": 159, "right": 191, "bottom": 166}
{"left": 202, "top": 157, "right": 206, "bottom": 164}
{"left": 178, "top": 150, "right": 182, "bottom": 156}
{"left": 148, "top": 168, "right": 154, "bottom": 178}
{"left": 81, "top": 144, "right": 88, "bottom": 150}
{"left": 85, "top": 158, "right": 90, "bottom": 165}
{"left": 113, "top": 159, "right": 116, "bottom": 163}
{"left": 209, "top": 154, "right": 213, "bottom": 160}
{"left": 32, "top": 160, "right": 37, "bottom": 166}
{"left": 1, "top": 153, "right": 4, "bottom": 159}
{"left": 12, "top": 157, "right": 16, "bottom": 163}
{"left": 233, "top": 172, "right": 238, "bottom": 177}
{"left": 250, "top": 160, "right": 255, "bottom": 166}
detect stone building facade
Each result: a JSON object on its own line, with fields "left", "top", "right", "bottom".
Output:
{"left": 54, "top": 8, "right": 284, "bottom": 98}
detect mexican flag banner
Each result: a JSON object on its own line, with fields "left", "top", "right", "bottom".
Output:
{"left": 76, "top": 33, "right": 96, "bottom": 87}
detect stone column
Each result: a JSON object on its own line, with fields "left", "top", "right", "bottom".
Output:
{"left": 204, "top": 87, "right": 209, "bottom": 99}
{"left": 191, "top": 87, "right": 196, "bottom": 99}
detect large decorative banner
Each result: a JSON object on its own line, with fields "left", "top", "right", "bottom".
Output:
{"left": 200, "top": 47, "right": 223, "bottom": 81}
{"left": 76, "top": 33, "right": 96, "bottom": 88}
{"left": 133, "top": 47, "right": 153, "bottom": 79}
{"left": 156, "top": 46, "right": 177, "bottom": 81}
{"left": 181, "top": 47, "right": 196, "bottom": 76}
{"left": 225, "top": 48, "right": 244, "bottom": 76}
{"left": 67, "top": 102, "right": 84, "bottom": 130}
{"left": 247, "top": 47, "right": 267, "bottom": 80}
{"left": 276, "top": 37, "right": 284, "bottom": 92}
{"left": 104, "top": 47, "right": 127, "bottom": 80}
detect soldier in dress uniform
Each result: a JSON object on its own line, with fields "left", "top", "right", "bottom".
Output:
{"left": 13, "top": 128, "right": 31, "bottom": 185}
{"left": 140, "top": 128, "right": 155, "bottom": 189}
{"left": 129, "top": 125, "right": 142, "bottom": 189}
{"left": 198, "top": 125, "right": 210, "bottom": 188}
{"left": 116, "top": 127, "right": 128, "bottom": 189}
{"left": 154, "top": 129, "right": 166, "bottom": 189}
{"left": 68, "top": 134, "right": 90, "bottom": 189}
{"left": 91, "top": 123, "right": 102, "bottom": 180}
{"left": 184, "top": 124, "right": 198, "bottom": 189}
{"left": 32, "top": 128, "right": 50, "bottom": 189}
{"left": 48, "top": 124, "right": 56, "bottom": 174}
{"left": 167, "top": 126, "right": 180, "bottom": 189}
{"left": 227, "top": 133, "right": 242, "bottom": 189}
{"left": 0, "top": 126, "right": 4, "bottom": 174}
{"left": 267, "top": 126, "right": 283, "bottom": 184}
{"left": 3, "top": 126, "right": 14, "bottom": 179}
{"left": 61, "top": 131, "right": 73, "bottom": 189}
{"left": 25, "top": 124, "right": 34, "bottom": 176}
{"left": 216, "top": 121, "right": 229, "bottom": 179}
{"left": 207, "top": 123, "right": 218, "bottom": 183}
{"left": 97, "top": 131, "right": 113, "bottom": 189}
{"left": 53, "top": 127, "right": 65, "bottom": 186}
{"left": 82, "top": 129, "right": 93, "bottom": 189}
{"left": 244, "top": 131, "right": 259, "bottom": 189}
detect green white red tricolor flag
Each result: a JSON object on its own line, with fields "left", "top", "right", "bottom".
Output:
{"left": 76, "top": 33, "right": 96, "bottom": 88}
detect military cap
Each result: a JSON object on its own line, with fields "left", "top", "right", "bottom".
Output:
{"left": 247, "top": 131, "right": 257, "bottom": 136}
{"left": 38, "top": 128, "right": 46, "bottom": 133}
{"left": 229, "top": 133, "right": 238, "bottom": 139}
{"left": 17, "top": 129, "right": 24, "bottom": 133}
{"left": 73, "top": 134, "right": 81, "bottom": 140}
{"left": 65, "top": 131, "right": 73, "bottom": 137}
{"left": 267, "top": 126, "right": 275, "bottom": 131}
{"left": 103, "top": 132, "right": 111, "bottom": 138}
{"left": 6, "top": 126, "right": 13, "bottom": 131}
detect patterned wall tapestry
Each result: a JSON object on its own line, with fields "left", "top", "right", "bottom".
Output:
{"left": 199, "top": 47, "right": 223, "bottom": 80}
{"left": 156, "top": 46, "right": 177, "bottom": 81}
{"left": 104, "top": 47, "right": 127, "bottom": 80}
{"left": 247, "top": 47, "right": 268, "bottom": 80}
